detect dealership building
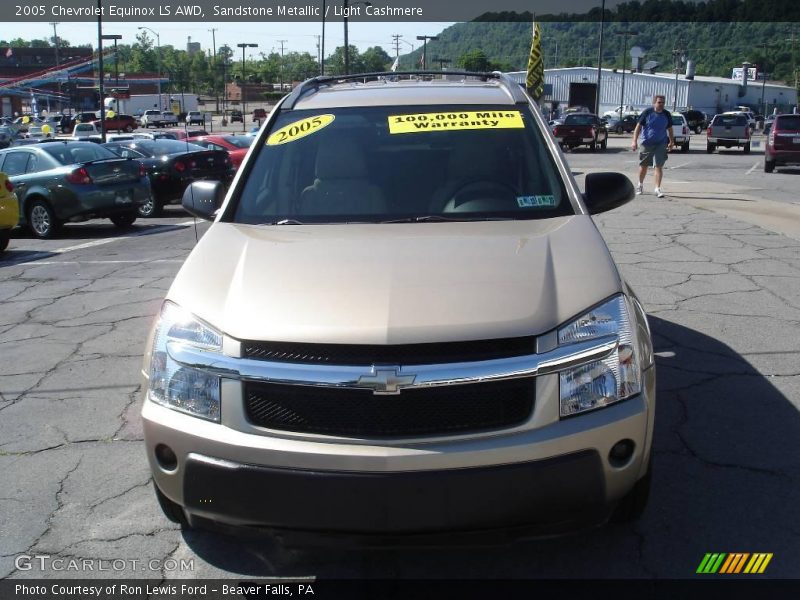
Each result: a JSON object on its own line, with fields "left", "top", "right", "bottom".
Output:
{"left": 508, "top": 66, "right": 798, "bottom": 116}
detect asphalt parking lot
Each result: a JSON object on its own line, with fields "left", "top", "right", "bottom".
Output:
{"left": 1, "top": 133, "right": 799, "bottom": 580}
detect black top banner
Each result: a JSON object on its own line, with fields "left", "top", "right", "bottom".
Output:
{"left": 8, "top": 0, "right": 800, "bottom": 22}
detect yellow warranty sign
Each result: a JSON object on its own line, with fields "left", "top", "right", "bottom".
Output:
{"left": 388, "top": 110, "right": 524, "bottom": 134}
{"left": 267, "top": 114, "right": 335, "bottom": 146}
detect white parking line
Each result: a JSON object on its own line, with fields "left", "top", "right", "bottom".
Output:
{"left": 51, "top": 223, "right": 191, "bottom": 255}
{"left": 669, "top": 162, "right": 691, "bottom": 170}
{"left": 23, "top": 259, "right": 185, "bottom": 265}
{"left": 746, "top": 162, "right": 759, "bottom": 175}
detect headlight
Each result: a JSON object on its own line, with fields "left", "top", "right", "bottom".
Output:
{"left": 148, "top": 301, "right": 222, "bottom": 422}
{"left": 558, "top": 295, "right": 641, "bottom": 417}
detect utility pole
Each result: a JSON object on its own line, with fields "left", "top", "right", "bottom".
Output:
{"left": 787, "top": 26, "right": 798, "bottom": 104}
{"left": 278, "top": 40, "right": 287, "bottom": 92}
{"left": 759, "top": 41, "right": 772, "bottom": 117}
{"left": 50, "top": 22, "right": 61, "bottom": 109}
{"left": 392, "top": 34, "right": 402, "bottom": 60}
{"left": 434, "top": 57, "right": 451, "bottom": 71}
{"left": 209, "top": 28, "right": 218, "bottom": 112}
{"left": 50, "top": 22, "right": 60, "bottom": 67}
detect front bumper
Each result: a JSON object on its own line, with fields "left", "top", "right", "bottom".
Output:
{"left": 143, "top": 366, "right": 655, "bottom": 534}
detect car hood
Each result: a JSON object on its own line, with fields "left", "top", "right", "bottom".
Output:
{"left": 168, "top": 216, "right": 623, "bottom": 344}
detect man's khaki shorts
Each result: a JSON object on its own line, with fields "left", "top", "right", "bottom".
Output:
{"left": 639, "top": 143, "right": 669, "bottom": 167}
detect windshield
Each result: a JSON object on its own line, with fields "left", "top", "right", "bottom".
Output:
{"left": 671, "top": 116, "right": 684, "bottom": 126}
{"left": 775, "top": 116, "right": 800, "bottom": 130}
{"left": 229, "top": 104, "right": 571, "bottom": 225}
{"left": 564, "top": 115, "right": 595, "bottom": 126}
{"left": 42, "top": 142, "right": 118, "bottom": 164}
{"left": 222, "top": 135, "right": 254, "bottom": 148}
{"left": 128, "top": 140, "right": 205, "bottom": 156}
{"left": 714, "top": 115, "right": 747, "bottom": 126}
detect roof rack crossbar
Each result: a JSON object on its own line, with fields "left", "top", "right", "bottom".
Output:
{"left": 283, "top": 71, "right": 524, "bottom": 110}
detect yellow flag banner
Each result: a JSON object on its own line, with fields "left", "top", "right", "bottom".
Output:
{"left": 526, "top": 22, "right": 544, "bottom": 100}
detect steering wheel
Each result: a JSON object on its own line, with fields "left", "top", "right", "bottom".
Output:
{"left": 445, "top": 180, "right": 519, "bottom": 212}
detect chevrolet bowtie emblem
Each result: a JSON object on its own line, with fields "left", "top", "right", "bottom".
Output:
{"left": 356, "top": 367, "right": 416, "bottom": 395}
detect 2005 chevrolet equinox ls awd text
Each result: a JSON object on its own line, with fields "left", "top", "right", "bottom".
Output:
{"left": 141, "top": 71, "right": 655, "bottom": 537}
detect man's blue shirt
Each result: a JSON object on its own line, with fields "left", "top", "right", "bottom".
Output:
{"left": 638, "top": 107, "right": 672, "bottom": 146}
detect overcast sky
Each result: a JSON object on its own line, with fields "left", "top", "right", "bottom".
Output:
{"left": 17, "top": 22, "right": 455, "bottom": 59}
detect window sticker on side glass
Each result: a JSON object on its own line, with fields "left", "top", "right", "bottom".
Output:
{"left": 517, "top": 195, "right": 556, "bottom": 208}
{"left": 266, "top": 114, "right": 335, "bottom": 146}
{"left": 388, "top": 110, "right": 524, "bottom": 134}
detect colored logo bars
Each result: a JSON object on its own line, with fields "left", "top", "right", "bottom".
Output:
{"left": 696, "top": 553, "right": 773, "bottom": 574}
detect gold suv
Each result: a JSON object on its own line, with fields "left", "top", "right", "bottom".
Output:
{"left": 142, "top": 72, "right": 654, "bottom": 536}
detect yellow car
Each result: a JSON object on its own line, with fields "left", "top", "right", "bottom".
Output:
{"left": 0, "top": 171, "right": 20, "bottom": 253}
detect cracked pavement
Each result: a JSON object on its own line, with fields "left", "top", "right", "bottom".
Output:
{"left": 1, "top": 142, "right": 799, "bottom": 580}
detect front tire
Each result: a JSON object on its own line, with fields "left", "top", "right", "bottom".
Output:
{"left": 682, "top": 141, "right": 690, "bottom": 153}
{"left": 743, "top": 143, "right": 751, "bottom": 154}
{"left": 706, "top": 143, "right": 716, "bottom": 154}
{"left": 764, "top": 160, "right": 775, "bottom": 173}
{"left": 589, "top": 141, "right": 597, "bottom": 152}
{"left": 0, "top": 230, "right": 9, "bottom": 253}
{"left": 27, "top": 199, "right": 61, "bottom": 239}
{"left": 137, "top": 196, "right": 162, "bottom": 218}
{"left": 110, "top": 213, "right": 137, "bottom": 228}
{"left": 600, "top": 137, "right": 608, "bottom": 150}
{"left": 125, "top": 125, "right": 134, "bottom": 133}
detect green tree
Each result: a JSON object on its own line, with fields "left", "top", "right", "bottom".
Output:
{"left": 326, "top": 46, "right": 364, "bottom": 75}
{"left": 458, "top": 49, "right": 489, "bottom": 71}
{"left": 362, "top": 46, "right": 392, "bottom": 72}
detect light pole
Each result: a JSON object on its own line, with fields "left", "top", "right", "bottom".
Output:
{"left": 138, "top": 27, "right": 162, "bottom": 110}
{"left": 209, "top": 28, "right": 218, "bottom": 112}
{"left": 343, "top": 0, "right": 372, "bottom": 75}
{"left": 595, "top": 0, "right": 606, "bottom": 115}
{"left": 672, "top": 41, "right": 685, "bottom": 111}
{"left": 416, "top": 35, "right": 439, "bottom": 70}
{"left": 101, "top": 34, "right": 122, "bottom": 87}
{"left": 321, "top": 0, "right": 326, "bottom": 75}
{"left": 759, "top": 42, "right": 773, "bottom": 118}
{"left": 237, "top": 43, "right": 258, "bottom": 132}
{"left": 616, "top": 29, "right": 637, "bottom": 119}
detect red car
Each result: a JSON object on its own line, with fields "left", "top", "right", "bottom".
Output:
{"left": 764, "top": 114, "right": 800, "bottom": 173}
{"left": 92, "top": 114, "right": 138, "bottom": 133}
{"left": 156, "top": 128, "right": 209, "bottom": 141}
{"left": 191, "top": 134, "right": 254, "bottom": 169}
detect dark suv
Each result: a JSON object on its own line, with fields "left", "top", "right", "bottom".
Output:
{"left": 229, "top": 109, "right": 243, "bottom": 123}
{"left": 681, "top": 110, "right": 708, "bottom": 134}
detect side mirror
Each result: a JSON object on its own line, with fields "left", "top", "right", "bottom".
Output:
{"left": 182, "top": 181, "right": 225, "bottom": 221}
{"left": 583, "top": 172, "right": 635, "bottom": 215}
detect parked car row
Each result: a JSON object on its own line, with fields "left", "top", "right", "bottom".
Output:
{"left": 0, "top": 136, "right": 237, "bottom": 244}
{"left": 103, "top": 139, "right": 234, "bottom": 217}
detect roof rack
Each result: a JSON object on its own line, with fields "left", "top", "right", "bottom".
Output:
{"left": 282, "top": 70, "right": 528, "bottom": 110}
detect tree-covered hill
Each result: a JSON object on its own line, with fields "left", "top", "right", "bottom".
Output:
{"left": 399, "top": 20, "right": 798, "bottom": 87}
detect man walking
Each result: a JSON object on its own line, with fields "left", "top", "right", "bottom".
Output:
{"left": 631, "top": 95, "right": 675, "bottom": 198}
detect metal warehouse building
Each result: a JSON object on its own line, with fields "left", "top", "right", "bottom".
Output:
{"left": 508, "top": 67, "right": 798, "bottom": 116}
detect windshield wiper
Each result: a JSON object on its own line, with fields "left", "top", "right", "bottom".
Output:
{"left": 270, "top": 219, "right": 306, "bottom": 225}
{"left": 380, "top": 215, "right": 462, "bottom": 223}
{"left": 380, "top": 215, "right": 514, "bottom": 223}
